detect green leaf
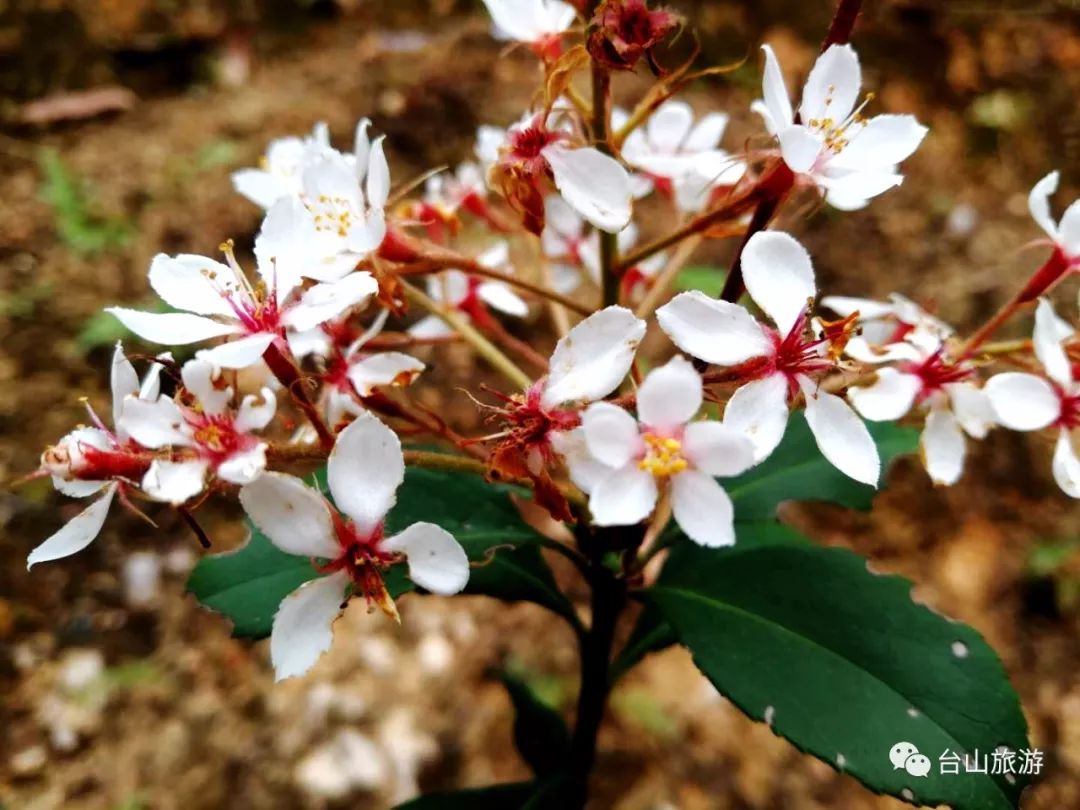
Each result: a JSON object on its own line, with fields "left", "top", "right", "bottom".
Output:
{"left": 610, "top": 522, "right": 807, "bottom": 681}
{"left": 646, "top": 543, "right": 1030, "bottom": 810}
{"left": 674, "top": 265, "right": 727, "bottom": 297}
{"left": 384, "top": 467, "right": 578, "bottom": 625}
{"left": 185, "top": 525, "right": 325, "bottom": 639}
{"left": 727, "top": 411, "right": 919, "bottom": 521}
{"left": 500, "top": 672, "right": 570, "bottom": 776}
{"left": 393, "top": 782, "right": 536, "bottom": 809}
{"left": 188, "top": 466, "right": 576, "bottom": 638}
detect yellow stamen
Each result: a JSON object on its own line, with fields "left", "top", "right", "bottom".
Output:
{"left": 638, "top": 433, "right": 688, "bottom": 477}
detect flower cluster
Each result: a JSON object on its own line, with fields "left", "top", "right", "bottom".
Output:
{"left": 27, "top": 0, "right": 1080, "bottom": 691}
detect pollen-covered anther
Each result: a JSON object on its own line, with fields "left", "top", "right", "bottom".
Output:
{"left": 638, "top": 433, "right": 688, "bottom": 477}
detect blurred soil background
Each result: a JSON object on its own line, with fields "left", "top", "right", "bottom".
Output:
{"left": 2, "top": 0, "right": 1080, "bottom": 808}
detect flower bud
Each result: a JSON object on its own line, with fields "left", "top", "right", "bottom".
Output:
{"left": 587, "top": 0, "right": 680, "bottom": 73}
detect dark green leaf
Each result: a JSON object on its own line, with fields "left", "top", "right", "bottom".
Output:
{"left": 647, "top": 543, "right": 1030, "bottom": 810}
{"left": 726, "top": 411, "right": 919, "bottom": 521}
{"left": 393, "top": 782, "right": 535, "bottom": 809}
{"left": 188, "top": 466, "right": 576, "bottom": 638}
{"left": 610, "top": 522, "right": 807, "bottom": 680}
{"left": 185, "top": 525, "right": 324, "bottom": 639}
{"left": 500, "top": 672, "right": 570, "bottom": 776}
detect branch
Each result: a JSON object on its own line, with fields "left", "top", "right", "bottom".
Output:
{"left": 401, "top": 282, "right": 533, "bottom": 390}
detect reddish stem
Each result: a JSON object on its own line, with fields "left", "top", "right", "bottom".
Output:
{"left": 822, "top": 0, "right": 863, "bottom": 51}
{"left": 718, "top": 163, "right": 796, "bottom": 303}
{"left": 262, "top": 341, "right": 335, "bottom": 450}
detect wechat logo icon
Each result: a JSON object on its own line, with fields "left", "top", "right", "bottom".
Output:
{"left": 889, "top": 742, "right": 931, "bottom": 778}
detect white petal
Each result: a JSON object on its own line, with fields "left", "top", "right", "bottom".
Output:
{"left": 232, "top": 169, "right": 288, "bottom": 209}
{"left": 636, "top": 356, "right": 702, "bottom": 430}
{"left": 542, "top": 306, "right": 646, "bottom": 408}
{"left": 802, "top": 379, "right": 880, "bottom": 486}
{"left": 408, "top": 314, "right": 454, "bottom": 339}
{"left": 921, "top": 406, "right": 965, "bottom": 486}
{"left": 685, "top": 113, "right": 730, "bottom": 152}
{"left": 945, "top": 382, "right": 995, "bottom": 439}
{"left": 821, "top": 170, "right": 904, "bottom": 210}
{"left": 142, "top": 459, "right": 208, "bottom": 504}
{"left": 550, "top": 427, "right": 609, "bottom": 494}
{"left": 723, "top": 375, "right": 791, "bottom": 462}
{"left": 1059, "top": 200, "right": 1080, "bottom": 257}
{"left": 347, "top": 353, "right": 425, "bottom": 396}
{"left": 105, "top": 308, "right": 240, "bottom": 346}
{"left": 778, "top": 125, "right": 824, "bottom": 174}
{"left": 110, "top": 342, "right": 139, "bottom": 427}
{"left": 848, "top": 369, "right": 922, "bottom": 421}
{"left": 656, "top": 291, "right": 772, "bottom": 365}
{"left": 646, "top": 101, "right": 694, "bottom": 151}
{"left": 270, "top": 571, "right": 348, "bottom": 681}
{"left": 682, "top": 421, "right": 756, "bottom": 477}
{"left": 543, "top": 144, "right": 632, "bottom": 233}
{"left": 581, "top": 402, "right": 641, "bottom": 469}
{"left": 543, "top": 193, "right": 585, "bottom": 242}
{"left": 181, "top": 358, "right": 231, "bottom": 415}
{"left": 1052, "top": 429, "right": 1080, "bottom": 498}
{"left": 289, "top": 327, "right": 332, "bottom": 359}
{"left": 236, "top": 388, "right": 277, "bottom": 432}
{"left": 217, "top": 445, "right": 268, "bottom": 485}
{"left": 28, "top": 484, "right": 117, "bottom": 568}
{"left": 283, "top": 272, "right": 378, "bottom": 333}
{"left": 365, "top": 136, "right": 391, "bottom": 209}
{"left": 843, "top": 335, "right": 924, "bottom": 364}
{"left": 1027, "top": 171, "right": 1060, "bottom": 241}
{"left": 800, "top": 43, "right": 861, "bottom": 124}
{"left": 477, "top": 282, "right": 529, "bottom": 317}
{"left": 819, "top": 295, "right": 895, "bottom": 320}
{"left": 741, "top": 231, "right": 816, "bottom": 337}
{"left": 985, "top": 373, "right": 1061, "bottom": 431}
{"left": 828, "top": 115, "right": 928, "bottom": 172}
{"left": 239, "top": 472, "right": 338, "bottom": 559}
{"left": 385, "top": 522, "right": 469, "bottom": 595}
{"left": 589, "top": 464, "right": 658, "bottom": 526}
{"left": 120, "top": 397, "right": 190, "bottom": 448}
{"left": 147, "top": 254, "right": 238, "bottom": 317}
{"left": 1033, "top": 297, "right": 1074, "bottom": 387}
{"left": 759, "top": 45, "right": 794, "bottom": 134}
{"left": 671, "top": 470, "right": 736, "bottom": 548}
{"left": 53, "top": 476, "right": 107, "bottom": 498}
{"left": 327, "top": 413, "right": 404, "bottom": 534}
{"left": 750, "top": 100, "right": 779, "bottom": 138}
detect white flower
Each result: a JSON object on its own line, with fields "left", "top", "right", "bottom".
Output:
{"left": 484, "top": 112, "right": 633, "bottom": 234}
{"left": 847, "top": 330, "right": 994, "bottom": 485}
{"left": 239, "top": 414, "right": 469, "bottom": 680}
{"left": 293, "top": 311, "right": 425, "bottom": 426}
{"left": 120, "top": 358, "right": 276, "bottom": 504}
{"left": 481, "top": 0, "right": 576, "bottom": 49}
{"left": 621, "top": 101, "right": 745, "bottom": 213}
{"left": 541, "top": 196, "right": 641, "bottom": 293}
{"left": 753, "top": 44, "right": 927, "bottom": 210}
{"left": 29, "top": 343, "right": 167, "bottom": 568}
{"left": 820, "top": 292, "right": 953, "bottom": 360}
{"left": 106, "top": 244, "right": 378, "bottom": 370}
{"left": 409, "top": 242, "right": 528, "bottom": 337}
{"left": 232, "top": 122, "right": 334, "bottom": 208}
{"left": 657, "top": 230, "right": 881, "bottom": 485}
{"left": 571, "top": 357, "right": 755, "bottom": 547}
{"left": 985, "top": 299, "right": 1080, "bottom": 497}
{"left": 1027, "top": 171, "right": 1080, "bottom": 264}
